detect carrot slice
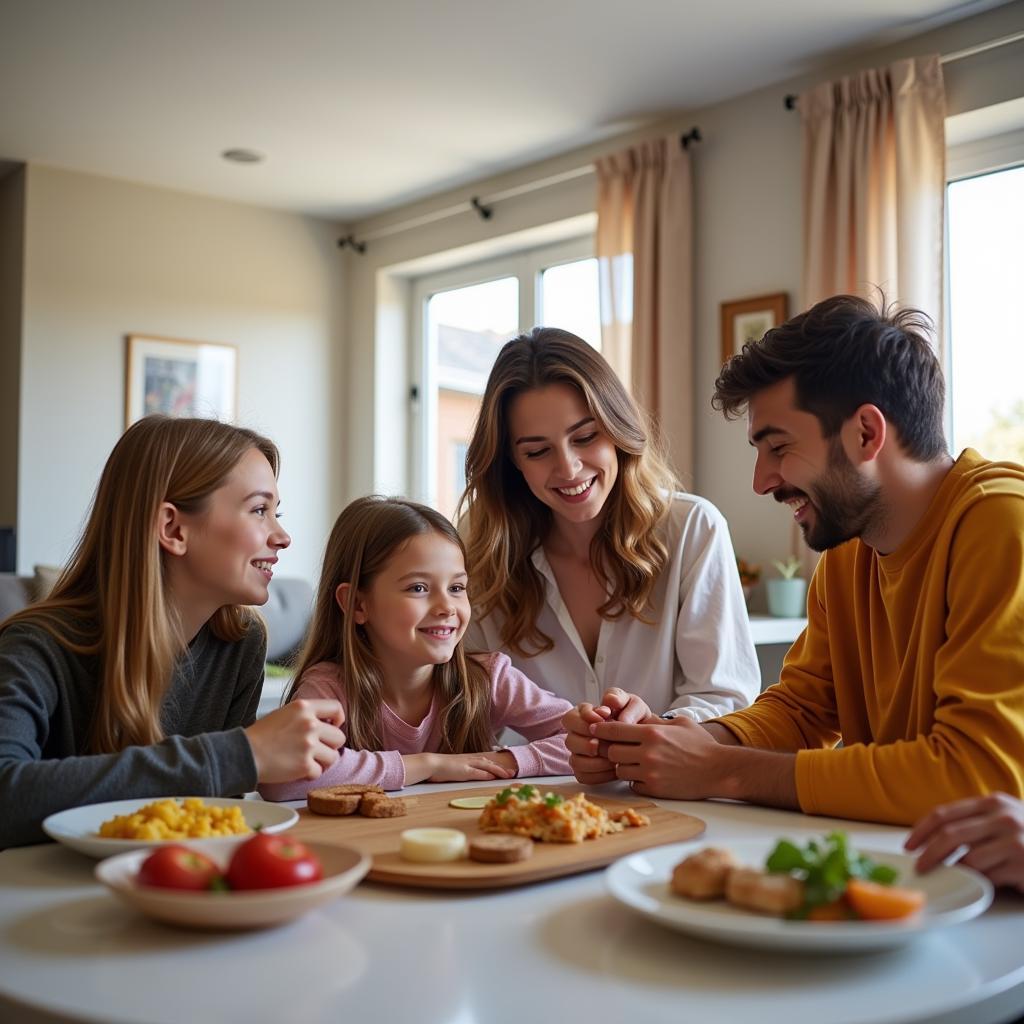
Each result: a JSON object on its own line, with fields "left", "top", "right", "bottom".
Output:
{"left": 845, "top": 879, "right": 925, "bottom": 920}
{"left": 807, "top": 899, "right": 852, "bottom": 922}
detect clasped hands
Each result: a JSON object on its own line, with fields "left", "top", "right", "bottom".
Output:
{"left": 561, "top": 688, "right": 725, "bottom": 799}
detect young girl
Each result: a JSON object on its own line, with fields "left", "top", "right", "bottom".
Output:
{"left": 0, "top": 416, "right": 346, "bottom": 848}
{"left": 458, "top": 327, "right": 760, "bottom": 785}
{"left": 258, "top": 496, "right": 572, "bottom": 800}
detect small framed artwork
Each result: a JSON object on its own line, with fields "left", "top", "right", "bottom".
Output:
{"left": 125, "top": 334, "right": 237, "bottom": 427}
{"left": 720, "top": 293, "right": 788, "bottom": 365}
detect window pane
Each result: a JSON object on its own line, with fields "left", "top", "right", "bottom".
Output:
{"left": 948, "top": 165, "right": 1024, "bottom": 461}
{"left": 427, "top": 277, "right": 518, "bottom": 517}
{"left": 540, "top": 258, "right": 601, "bottom": 349}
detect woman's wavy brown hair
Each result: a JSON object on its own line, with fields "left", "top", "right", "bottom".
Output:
{"left": 1, "top": 416, "right": 277, "bottom": 754}
{"left": 287, "top": 496, "right": 493, "bottom": 754}
{"left": 457, "top": 327, "right": 678, "bottom": 657}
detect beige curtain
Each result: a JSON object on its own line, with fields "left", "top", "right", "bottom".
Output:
{"left": 596, "top": 136, "right": 694, "bottom": 479}
{"left": 801, "top": 55, "right": 946, "bottom": 335}
{"left": 796, "top": 55, "right": 945, "bottom": 575}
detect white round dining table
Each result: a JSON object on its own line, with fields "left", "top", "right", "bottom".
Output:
{"left": 1, "top": 778, "right": 1023, "bottom": 1024}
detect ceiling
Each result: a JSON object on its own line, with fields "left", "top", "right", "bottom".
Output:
{"left": 0, "top": 0, "right": 1007, "bottom": 222}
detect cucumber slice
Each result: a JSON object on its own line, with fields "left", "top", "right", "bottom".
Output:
{"left": 448, "top": 795, "right": 491, "bottom": 809}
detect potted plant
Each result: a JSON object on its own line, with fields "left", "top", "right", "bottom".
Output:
{"left": 736, "top": 557, "right": 761, "bottom": 607}
{"left": 766, "top": 555, "right": 807, "bottom": 618}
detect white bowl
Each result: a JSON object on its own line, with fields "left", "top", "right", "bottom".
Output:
{"left": 95, "top": 841, "right": 370, "bottom": 930}
{"left": 43, "top": 796, "right": 298, "bottom": 859}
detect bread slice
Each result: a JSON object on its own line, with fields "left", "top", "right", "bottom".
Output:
{"left": 359, "top": 793, "right": 408, "bottom": 818}
{"left": 307, "top": 784, "right": 385, "bottom": 816}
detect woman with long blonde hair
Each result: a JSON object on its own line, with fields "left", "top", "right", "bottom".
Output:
{"left": 459, "top": 327, "right": 759, "bottom": 784}
{"left": 0, "top": 416, "right": 345, "bottom": 847}
{"left": 258, "top": 495, "right": 571, "bottom": 800}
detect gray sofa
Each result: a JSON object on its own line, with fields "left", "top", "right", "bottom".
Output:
{"left": 0, "top": 571, "right": 313, "bottom": 665}
{"left": 257, "top": 576, "right": 314, "bottom": 664}
{"left": 0, "top": 574, "right": 33, "bottom": 622}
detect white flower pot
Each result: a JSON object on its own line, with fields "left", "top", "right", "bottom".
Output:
{"left": 766, "top": 578, "right": 807, "bottom": 618}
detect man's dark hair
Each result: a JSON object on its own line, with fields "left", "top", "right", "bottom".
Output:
{"left": 712, "top": 294, "right": 947, "bottom": 461}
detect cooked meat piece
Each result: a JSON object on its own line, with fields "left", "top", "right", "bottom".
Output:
{"left": 726, "top": 867, "right": 804, "bottom": 915}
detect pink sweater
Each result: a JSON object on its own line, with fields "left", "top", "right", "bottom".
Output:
{"left": 259, "top": 652, "right": 573, "bottom": 800}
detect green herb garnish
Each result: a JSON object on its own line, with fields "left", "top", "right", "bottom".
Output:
{"left": 765, "top": 831, "right": 898, "bottom": 918}
{"left": 515, "top": 784, "right": 537, "bottom": 799}
{"left": 495, "top": 787, "right": 516, "bottom": 805}
{"left": 544, "top": 793, "right": 564, "bottom": 807}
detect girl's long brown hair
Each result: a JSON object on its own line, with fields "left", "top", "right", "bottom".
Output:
{"left": 288, "top": 496, "right": 493, "bottom": 754}
{"left": 1, "top": 416, "right": 278, "bottom": 754}
{"left": 456, "top": 327, "right": 678, "bottom": 657}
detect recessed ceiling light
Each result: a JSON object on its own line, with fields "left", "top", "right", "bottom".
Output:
{"left": 221, "top": 148, "right": 264, "bottom": 164}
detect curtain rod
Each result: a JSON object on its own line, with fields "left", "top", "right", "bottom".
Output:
{"left": 783, "top": 28, "right": 1024, "bottom": 109}
{"left": 339, "top": 126, "right": 702, "bottom": 252}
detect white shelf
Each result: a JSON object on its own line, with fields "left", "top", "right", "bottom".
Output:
{"left": 258, "top": 673, "right": 291, "bottom": 718}
{"left": 748, "top": 614, "right": 807, "bottom": 646}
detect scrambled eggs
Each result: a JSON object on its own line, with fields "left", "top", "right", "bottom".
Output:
{"left": 97, "top": 798, "right": 251, "bottom": 840}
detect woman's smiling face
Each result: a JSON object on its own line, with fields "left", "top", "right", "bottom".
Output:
{"left": 508, "top": 382, "right": 619, "bottom": 527}
{"left": 174, "top": 447, "right": 290, "bottom": 608}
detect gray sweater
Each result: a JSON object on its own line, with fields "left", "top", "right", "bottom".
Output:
{"left": 0, "top": 617, "right": 265, "bottom": 848}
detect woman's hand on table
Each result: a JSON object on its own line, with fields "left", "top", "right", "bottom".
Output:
{"left": 595, "top": 688, "right": 655, "bottom": 726}
{"left": 245, "top": 699, "right": 346, "bottom": 783}
{"left": 562, "top": 701, "right": 616, "bottom": 784}
{"left": 906, "top": 793, "right": 1024, "bottom": 892}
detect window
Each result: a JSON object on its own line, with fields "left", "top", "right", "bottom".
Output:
{"left": 946, "top": 159, "right": 1024, "bottom": 461}
{"left": 453, "top": 441, "right": 468, "bottom": 500}
{"left": 411, "top": 237, "right": 599, "bottom": 515}
{"left": 539, "top": 257, "right": 601, "bottom": 348}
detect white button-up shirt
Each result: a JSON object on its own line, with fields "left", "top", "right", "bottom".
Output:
{"left": 465, "top": 494, "right": 760, "bottom": 721}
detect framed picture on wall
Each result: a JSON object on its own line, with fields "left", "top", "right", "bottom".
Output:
{"left": 720, "top": 293, "right": 788, "bottom": 366}
{"left": 125, "top": 334, "right": 237, "bottom": 427}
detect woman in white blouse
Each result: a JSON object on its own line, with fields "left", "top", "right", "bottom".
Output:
{"left": 459, "top": 327, "right": 759, "bottom": 746}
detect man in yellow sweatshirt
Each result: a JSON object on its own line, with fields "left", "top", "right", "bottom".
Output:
{"left": 564, "top": 294, "right": 1024, "bottom": 825}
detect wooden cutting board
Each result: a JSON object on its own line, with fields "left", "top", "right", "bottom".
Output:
{"left": 289, "top": 785, "right": 705, "bottom": 889}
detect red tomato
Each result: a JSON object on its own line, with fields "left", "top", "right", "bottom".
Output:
{"left": 226, "top": 833, "right": 323, "bottom": 890}
{"left": 137, "top": 845, "right": 224, "bottom": 891}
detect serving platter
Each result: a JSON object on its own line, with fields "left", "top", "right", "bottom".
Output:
{"left": 288, "top": 784, "right": 705, "bottom": 889}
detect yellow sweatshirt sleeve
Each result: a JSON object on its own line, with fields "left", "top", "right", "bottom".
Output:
{"left": 797, "top": 495, "right": 1024, "bottom": 825}
{"left": 715, "top": 558, "right": 841, "bottom": 751}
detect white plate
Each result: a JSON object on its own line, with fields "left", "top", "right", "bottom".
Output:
{"left": 605, "top": 838, "right": 993, "bottom": 953}
{"left": 95, "top": 841, "right": 370, "bottom": 930}
{"left": 42, "top": 796, "right": 298, "bottom": 859}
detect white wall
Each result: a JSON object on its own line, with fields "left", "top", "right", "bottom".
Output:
{"left": 344, "top": 0, "right": 1024, "bottom": 583}
{"left": 17, "top": 165, "right": 346, "bottom": 583}
{"left": 0, "top": 166, "right": 24, "bottom": 531}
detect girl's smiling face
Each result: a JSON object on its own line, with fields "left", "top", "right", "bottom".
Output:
{"left": 349, "top": 531, "right": 470, "bottom": 674}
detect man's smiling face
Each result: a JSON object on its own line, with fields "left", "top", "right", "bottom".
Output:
{"left": 747, "top": 377, "right": 883, "bottom": 552}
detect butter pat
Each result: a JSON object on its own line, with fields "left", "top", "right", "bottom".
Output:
{"left": 399, "top": 828, "right": 468, "bottom": 863}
